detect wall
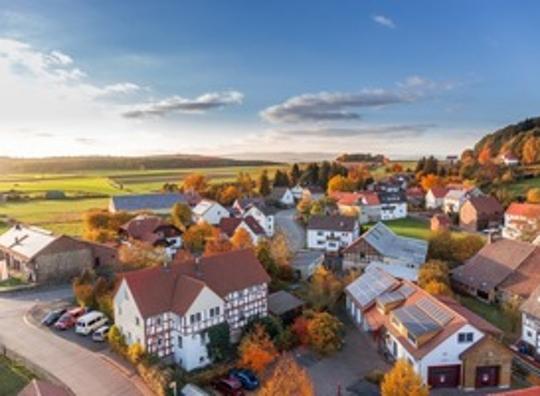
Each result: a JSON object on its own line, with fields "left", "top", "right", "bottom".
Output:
{"left": 35, "top": 246, "right": 93, "bottom": 283}
{"left": 114, "top": 280, "right": 145, "bottom": 348}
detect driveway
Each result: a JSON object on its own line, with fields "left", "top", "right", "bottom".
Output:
{"left": 0, "top": 287, "right": 152, "bottom": 396}
{"left": 275, "top": 208, "right": 305, "bottom": 252}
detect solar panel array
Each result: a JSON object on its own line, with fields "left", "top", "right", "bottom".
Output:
{"left": 393, "top": 305, "right": 441, "bottom": 338}
{"left": 348, "top": 269, "right": 397, "bottom": 307}
{"left": 416, "top": 297, "right": 454, "bottom": 326}
{"left": 376, "top": 290, "right": 405, "bottom": 306}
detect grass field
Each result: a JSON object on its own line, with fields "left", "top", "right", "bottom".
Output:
{"left": 0, "top": 356, "right": 33, "bottom": 396}
{"left": 376, "top": 217, "right": 432, "bottom": 240}
{"left": 505, "top": 176, "right": 540, "bottom": 195}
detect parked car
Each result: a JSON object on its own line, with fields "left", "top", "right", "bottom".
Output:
{"left": 54, "top": 307, "right": 87, "bottom": 331}
{"left": 212, "top": 378, "right": 244, "bottom": 396}
{"left": 229, "top": 368, "right": 259, "bottom": 390}
{"left": 91, "top": 325, "right": 110, "bottom": 342}
{"left": 75, "top": 311, "right": 108, "bottom": 335}
{"left": 41, "top": 308, "right": 66, "bottom": 326}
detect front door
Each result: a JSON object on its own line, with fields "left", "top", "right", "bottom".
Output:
{"left": 475, "top": 366, "right": 499, "bottom": 388}
{"left": 428, "top": 365, "right": 461, "bottom": 388}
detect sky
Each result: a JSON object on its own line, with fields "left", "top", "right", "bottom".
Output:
{"left": 0, "top": 0, "right": 539, "bottom": 160}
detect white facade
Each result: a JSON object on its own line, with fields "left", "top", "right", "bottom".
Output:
{"left": 502, "top": 213, "right": 538, "bottom": 241}
{"left": 114, "top": 281, "right": 146, "bottom": 347}
{"left": 521, "top": 312, "right": 540, "bottom": 354}
{"left": 307, "top": 225, "right": 359, "bottom": 252}
{"left": 278, "top": 189, "right": 295, "bottom": 206}
{"left": 380, "top": 202, "right": 407, "bottom": 220}
{"left": 291, "top": 185, "right": 304, "bottom": 200}
{"left": 243, "top": 206, "right": 275, "bottom": 237}
{"left": 234, "top": 221, "right": 264, "bottom": 244}
{"left": 425, "top": 190, "right": 444, "bottom": 209}
{"left": 193, "top": 200, "right": 229, "bottom": 225}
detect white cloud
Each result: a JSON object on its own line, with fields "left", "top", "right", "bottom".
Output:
{"left": 372, "top": 15, "right": 396, "bottom": 29}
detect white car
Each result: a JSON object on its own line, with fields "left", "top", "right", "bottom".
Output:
{"left": 75, "top": 311, "right": 108, "bottom": 335}
{"left": 92, "top": 325, "right": 110, "bottom": 342}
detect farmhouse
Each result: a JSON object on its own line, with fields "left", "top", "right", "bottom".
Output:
{"left": 113, "top": 249, "right": 270, "bottom": 371}
{"left": 232, "top": 197, "right": 266, "bottom": 214}
{"left": 267, "top": 187, "right": 295, "bottom": 207}
{"left": 425, "top": 187, "right": 449, "bottom": 210}
{"left": 342, "top": 222, "right": 428, "bottom": 280}
{"left": 218, "top": 216, "right": 266, "bottom": 244}
{"left": 378, "top": 191, "right": 408, "bottom": 220}
{"left": 0, "top": 224, "right": 117, "bottom": 283}
{"left": 192, "top": 200, "right": 230, "bottom": 225}
{"left": 332, "top": 191, "right": 381, "bottom": 224}
{"left": 109, "top": 193, "right": 199, "bottom": 214}
{"left": 345, "top": 267, "right": 512, "bottom": 390}
{"left": 502, "top": 202, "right": 540, "bottom": 241}
{"left": 306, "top": 215, "right": 359, "bottom": 252}
{"left": 241, "top": 203, "right": 276, "bottom": 237}
{"left": 459, "top": 196, "right": 504, "bottom": 232}
{"left": 451, "top": 239, "right": 540, "bottom": 303}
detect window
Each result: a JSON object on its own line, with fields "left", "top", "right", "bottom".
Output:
{"left": 215, "top": 306, "right": 220, "bottom": 316}
{"left": 157, "top": 337, "right": 163, "bottom": 347}
{"left": 458, "top": 332, "right": 474, "bottom": 343}
{"left": 156, "top": 318, "right": 161, "bottom": 326}
{"left": 135, "top": 317, "right": 140, "bottom": 326}
{"left": 527, "top": 331, "right": 533, "bottom": 338}
{"left": 178, "top": 336, "right": 182, "bottom": 348}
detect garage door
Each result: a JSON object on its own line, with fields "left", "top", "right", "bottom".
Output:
{"left": 428, "top": 365, "right": 461, "bottom": 388}
{"left": 475, "top": 366, "right": 500, "bottom": 388}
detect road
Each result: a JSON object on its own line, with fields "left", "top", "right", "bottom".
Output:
{"left": 0, "top": 287, "right": 152, "bottom": 396}
{"left": 275, "top": 208, "right": 305, "bottom": 252}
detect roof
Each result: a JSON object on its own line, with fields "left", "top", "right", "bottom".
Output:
{"left": 406, "top": 187, "right": 425, "bottom": 198}
{"left": 268, "top": 187, "right": 290, "bottom": 200}
{"left": 235, "top": 197, "right": 265, "bottom": 211}
{"left": 120, "top": 215, "right": 179, "bottom": 244}
{"left": 111, "top": 193, "right": 188, "bottom": 212}
{"left": 345, "top": 266, "right": 399, "bottom": 310}
{"left": 366, "top": 261, "right": 420, "bottom": 281}
{"left": 193, "top": 199, "right": 221, "bottom": 216}
{"left": 291, "top": 250, "right": 324, "bottom": 269}
{"left": 344, "top": 222, "right": 428, "bottom": 267}
{"left": 506, "top": 202, "right": 540, "bottom": 218}
{"left": 437, "top": 295, "right": 502, "bottom": 336}
{"left": 451, "top": 239, "right": 538, "bottom": 292}
{"left": 121, "top": 249, "right": 270, "bottom": 318}
{"left": 307, "top": 215, "right": 357, "bottom": 232}
{"left": 18, "top": 379, "right": 71, "bottom": 396}
{"left": 268, "top": 290, "right": 304, "bottom": 315}
{"left": 0, "top": 225, "right": 58, "bottom": 259}
{"left": 303, "top": 185, "right": 325, "bottom": 194}
{"left": 331, "top": 191, "right": 380, "bottom": 206}
{"left": 244, "top": 202, "right": 277, "bottom": 216}
{"left": 464, "top": 195, "right": 503, "bottom": 216}
{"left": 428, "top": 187, "right": 449, "bottom": 199}
{"left": 378, "top": 191, "right": 406, "bottom": 204}
{"left": 444, "top": 189, "right": 467, "bottom": 201}
{"left": 219, "top": 216, "right": 265, "bottom": 237}
{"left": 521, "top": 284, "right": 540, "bottom": 318}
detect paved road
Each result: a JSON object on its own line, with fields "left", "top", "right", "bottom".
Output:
{"left": 0, "top": 287, "right": 152, "bottom": 396}
{"left": 275, "top": 208, "right": 306, "bottom": 252}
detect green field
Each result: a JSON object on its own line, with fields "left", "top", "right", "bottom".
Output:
{"left": 459, "top": 296, "right": 517, "bottom": 341}
{"left": 0, "top": 165, "right": 282, "bottom": 236}
{"left": 376, "top": 217, "right": 432, "bottom": 240}
{"left": 0, "top": 357, "right": 33, "bottom": 396}
{"left": 505, "top": 176, "right": 540, "bottom": 195}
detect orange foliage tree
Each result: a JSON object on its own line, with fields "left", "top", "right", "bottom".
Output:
{"left": 183, "top": 222, "right": 216, "bottom": 253}
{"left": 231, "top": 227, "right": 255, "bottom": 250}
{"left": 203, "top": 233, "right": 233, "bottom": 257}
{"left": 522, "top": 136, "right": 540, "bottom": 165}
{"left": 238, "top": 324, "right": 278, "bottom": 374}
{"left": 478, "top": 146, "right": 492, "bottom": 165}
{"left": 182, "top": 173, "right": 208, "bottom": 193}
{"left": 527, "top": 188, "right": 540, "bottom": 204}
{"left": 259, "top": 354, "right": 314, "bottom": 396}
{"left": 420, "top": 174, "right": 444, "bottom": 191}
{"left": 381, "top": 359, "right": 429, "bottom": 396}
{"left": 306, "top": 311, "right": 344, "bottom": 355}
{"left": 327, "top": 175, "right": 356, "bottom": 193}
{"left": 218, "top": 185, "right": 241, "bottom": 206}
{"left": 291, "top": 316, "right": 310, "bottom": 345}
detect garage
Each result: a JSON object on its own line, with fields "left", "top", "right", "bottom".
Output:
{"left": 475, "top": 366, "right": 499, "bottom": 388}
{"left": 428, "top": 365, "right": 461, "bottom": 388}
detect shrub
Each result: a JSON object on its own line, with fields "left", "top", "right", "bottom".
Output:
{"left": 136, "top": 360, "right": 174, "bottom": 396}
{"left": 207, "top": 323, "right": 233, "bottom": 362}
{"left": 128, "top": 343, "right": 145, "bottom": 364}
{"left": 306, "top": 312, "right": 344, "bottom": 355}
{"left": 108, "top": 325, "right": 127, "bottom": 354}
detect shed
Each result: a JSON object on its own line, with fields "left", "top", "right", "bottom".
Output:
{"left": 268, "top": 290, "right": 304, "bottom": 323}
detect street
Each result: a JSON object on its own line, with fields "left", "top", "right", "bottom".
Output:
{"left": 0, "top": 287, "right": 152, "bottom": 396}
{"left": 275, "top": 208, "right": 306, "bottom": 252}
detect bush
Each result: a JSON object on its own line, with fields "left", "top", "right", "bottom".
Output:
{"left": 136, "top": 360, "right": 174, "bottom": 396}
{"left": 108, "top": 325, "right": 127, "bottom": 354}
{"left": 182, "top": 362, "right": 234, "bottom": 386}
{"left": 128, "top": 343, "right": 145, "bottom": 364}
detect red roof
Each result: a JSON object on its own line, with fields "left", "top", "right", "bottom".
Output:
{"left": 429, "top": 187, "right": 449, "bottom": 198}
{"left": 120, "top": 215, "right": 180, "bottom": 244}
{"left": 506, "top": 202, "right": 540, "bottom": 218}
{"left": 406, "top": 187, "right": 425, "bottom": 198}
{"left": 219, "top": 216, "right": 265, "bottom": 237}
{"left": 432, "top": 213, "right": 451, "bottom": 226}
{"left": 121, "top": 249, "right": 270, "bottom": 318}
{"left": 330, "top": 191, "right": 380, "bottom": 206}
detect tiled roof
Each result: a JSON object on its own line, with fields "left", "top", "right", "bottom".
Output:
{"left": 428, "top": 187, "right": 449, "bottom": 199}
{"left": 307, "top": 215, "right": 357, "bottom": 232}
{"left": 521, "top": 284, "right": 540, "bottom": 318}
{"left": 465, "top": 195, "right": 503, "bottom": 216}
{"left": 111, "top": 193, "right": 189, "bottom": 212}
{"left": 120, "top": 215, "right": 179, "bottom": 244}
{"left": 506, "top": 202, "right": 540, "bottom": 218}
{"left": 268, "top": 290, "right": 304, "bottom": 315}
{"left": 122, "top": 249, "right": 270, "bottom": 318}
{"left": 406, "top": 187, "right": 424, "bottom": 198}
{"left": 219, "top": 216, "right": 265, "bottom": 237}
{"left": 331, "top": 191, "right": 380, "bottom": 206}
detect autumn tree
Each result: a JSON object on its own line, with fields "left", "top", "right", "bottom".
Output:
{"left": 118, "top": 241, "right": 166, "bottom": 268}
{"left": 522, "top": 136, "right": 540, "bottom": 165}
{"left": 306, "top": 311, "right": 344, "bottom": 355}
{"left": 327, "top": 175, "right": 356, "bottom": 193}
{"left": 478, "top": 145, "right": 492, "bottom": 165}
{"left": 307, "top": 266, "right": 343, "bottom": 310}
{"left": 527, "top": 188, "right": 540, "bottom": 204}
{"left": 391, "top": 163, "right": 404, "bottom": 173}
{"left": 428, "top": 231, "right": 484, "bottom": 265}
{"left": 292, "top": 316, "right": 310, "bottom": 345}
{"left": 204, "top": 233, "right": 233, "bottom": 257}
{"left": 258, "top": 170, "right": 271, "bottom": 197}
{"left": 381, "top": 359, "right": 429, "bottom": 396}
{"left": 238, "top": 324, "right": 278, "bottom": 374}
{"left": 182, "top": 173, "right": 208, "bottom": 193}
{"left": 255, "top": 239, "right": 278, "bottom": 277}
{"left": 236, "top": 172, "right": 256, "bottom": 196}
{"left": 231, "top": 227, "right": 255, "bottom": 251}
{"left": 424, "top": 280, "right": 453, "bottom": 296}
{"left": 218, "top": 185, "right": 240, "bottom": 206}
{"left": 171, "top": 202, "right": 192, "bottom": 231}
{"left": 420, "top": 174, "right": 444, "bottom": 191}
{"left": 82, "top": 210, "right": 134, "bottom": 243}
{"left": 269, "top": 232, "right": 291, "bottom": 267}
{"left": 183, "top": 222, "right": 216, "bottom": 253}
{"left": 418, "top": 260, "right": 450, "bottom": 289}
{"left": 297, "top": 197, "right": 313, "bottom": 223}
{"left": 259, "top": 354, "right": 314, "bottom": 396}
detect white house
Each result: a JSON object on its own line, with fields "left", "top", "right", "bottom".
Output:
{"left": 443, "top": 187, "right": 483, "bottom": 215}
{"left": 113, "top": 249, "right": 270, "bottom": 372}
{"left": 268, "top": 187, "right": 295, "bottom": 207}
{"left": 218, "top": 216, "right": 266, "bottom": 244}
{"left": 291, "top": 185, "right": 305, "bottom": 201}
{"left": 502, "top": 202, "right": 540, "bottom": 241}
{"left": 501, "top": 153, "right": 520, "bottom": 167}
{"left": 425, "top": 187, "right": 449, "bottom": 210}
{"left": 331, "top": 191, "right": 381, "bottom": 224}
{"left": 306, "top": 215, "right": 359, "bottom": 252}
{"left": 520, "top": 285, "right": 540, "bottom": 355}
{"left": 242, "top": 203, "right": 275, "bottom": 237}
{"left": 378, "top": 191, "right": 408, "bottom": 220}
{"left": 345, "top": 268, "right": 512, "bottom": 390}
{"left": 192, "top": 200, "right": 230, "bottom": 225}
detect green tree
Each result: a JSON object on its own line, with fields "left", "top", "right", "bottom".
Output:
{"left": 290, "top": 163, "right": 302, "bottom": 185}
{"left": 207, "top": 323, "right": 233, "bottom": 362}
{"left": 258, "top": 170, "right": 271, "bottom": 196}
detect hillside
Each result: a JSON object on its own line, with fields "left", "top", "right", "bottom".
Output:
{"left": 0, "top": 154, "right": 278, "bottom": 173}
{"left": 473, "top": 117, "right": 540, "bottom": 161}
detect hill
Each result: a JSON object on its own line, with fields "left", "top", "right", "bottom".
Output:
{"left": 473, "top": 117, "right": 540, "bottom": 161}
{"left": 0, "top": 154, "right": 278, "bottom": 173}
{"left": 335, "top": 153, "right": 386, "bottom": 163}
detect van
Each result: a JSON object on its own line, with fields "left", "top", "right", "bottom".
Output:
{"left": 92, "top": 325, "right": 110, "bottom": 342}
{"left": 75, "top": 311, "right": 108, "bottom": 335}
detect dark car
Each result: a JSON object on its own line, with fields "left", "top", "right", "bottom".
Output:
{"left": 41, "top": 308, "right": 66, "bottom": 326}
{"left": 53, "top": 307, "right": 87, "bottom": 331}
{"left": 212, "top": 378, "right": 245, "bottom": 396}
{"left": 229, "top": 368, "right": 259, "bottom": 390}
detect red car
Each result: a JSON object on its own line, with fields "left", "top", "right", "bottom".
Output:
{"left": 54, "top": 307, "right": 87, "bottom": 330}
{"left": 212, "top": 378, "right": 244, "bottom": 396}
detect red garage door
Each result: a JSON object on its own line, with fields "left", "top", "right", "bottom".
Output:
{"left": 476, "top": 366, "right": 499, "bottom": 388}
{"left": 428, "top": 365, "right": 461, "bottom": 388}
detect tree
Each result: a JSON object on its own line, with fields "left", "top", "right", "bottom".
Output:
{"left": 218, "top": 185, "right": 240, "bottom": 206}
{"left": 418, "top": 260, "right": 449, "bottom": 289}
{"left": 502, "top": 297, "right": 522, "bottom": 333}
{"left": 307, "top": 266, "right": 343, "bottom": 310}
{"left": 269, "top": 232, "right": 291, "bottom": 267}
{"left": 273, "top": 169, "right": 290, "bottom": 187}
{"left": 237, "top": 172, "right": 256, "bottom": 196}
{"left": 380, "top": 359, "right": 429, "bottom": 396}
{"left": 327, "top": 175, "right": 355, "bottom": 193}
{"left": 182, "top": 173, "right": 207, "bottom": 193}
{"left": 204, "top": 233, "right": 233, "bottom": 256}
{"left": 478, "top": 146, "right": 492, "bottom": 165}
{"left": 391, "top": 163, "right": 404, "bottom": 173}
{"left": 258, "top": 170, "right": 271, "bottom": 197}
{"left": 318, "top": 161, "right": 331, "bottom": 189}
{"left": 239, "top": 324, "right": 278, "bottom": 374}
{"left": 290, "top": 163, "right": 302, "bottom": 186}
{"left": 171, "top": 202, "right": 192, "bottom": 231}
{"left": 452, "top": 234, "right": 485, "bottom": 263}
{"left": 183, "top": 222, "right": 216, "bottom": 253}
{"left": 306, "top": 311, "right": 344, "bottom": 355}
{"left": 527, "top": 188, "right": 540, "bottom": 204}
{"left": 259, "top": 355, "right": 314, "bottom": 396}
{"left": 420, "top": 174, "right": 444, "bottom": 191}
{"left": 119, "top": 241, "right": 166, "bottom": 268}
{"left": 292, "top": 316, "right": 310, "bottom": 345}
{"left": 82, "top": 210, "right": 134, "bottom": 243}
{"left": 522, "top": 136, "right": 540, "bottom": 165}
{"left": 297, "top": 197, "right": 313, "bottom": 223}
{"left": 256, "top": 239, "right": 278, "bottom": 277}
{"left": 424, "top": 280, "right": 453, "bottom": 296}
{"left": 207, "top": 322, "right": 233, "bottom": 362}
{"left": 128, "top": 343, "right": 145, "bottom": 364}
{"left": 231, "top": 227, "right": 254, "bottom": 250}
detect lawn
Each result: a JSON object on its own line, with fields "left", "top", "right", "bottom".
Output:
{"left": 505, "top": 176, "right": 540, "bottom": 196}
{"left": 0, "top": 356, "right": 33, "bottom": 396}
{"left": 375, "top": 217, "right": 432, "bottom": 240}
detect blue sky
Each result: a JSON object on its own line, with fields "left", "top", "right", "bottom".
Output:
{"left": 0, "top": 1, "right": 539, "bottom": 159}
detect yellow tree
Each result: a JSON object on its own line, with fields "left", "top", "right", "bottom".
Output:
{"left": 381, "top": 359, "right": 429, "bottom": 396}
{"left": 522, "top": 136, "right": 540, "bottom": 165}
{"left": 183, "top": 222, "right": 216, "bottom": 253}
{"left": 238, "top": 324, "right": 278, "bottom": 374}
{"left": 270, "top": 232, "right": 291, "bottom": 267}
{"left": 424, "top": 280, "right": 453, "bottom": 297}
{"left": 171, "top": 202, "right": 192, "bottom": 231}
{"left": 306, "top": 311, "right": 344, "bottom": 355}
{"left": 527, "top": 188, "right": 540, "bottom": 204}
{"left": 259, "top": 355, "right": 314, "bottom": 396}
{"left": 478, "top": 145, "right": 492, "bottom": 165}
{"left": 418, "top": 260, "right": 449, "bottom": 289}
{"left": 231, "top": 227, "right": 254, "bottom": 250}
{"left": 308, "top": 266, "right": 343, "bottom": 310}
{"left": 218, "top": 185, "right": 241, "bottom": 206}
{"left": 182, "top": 173, "right": 208, "bottom": 193}
{"left": 203, "top": 234, "right": 233, "bottom": 257}
{"left": 327, "top": 175, "right": 356, "bottom": 193}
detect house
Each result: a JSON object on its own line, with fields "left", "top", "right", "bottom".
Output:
{"left": 459, "top": 196, "right": 504, "bottom": 232}
{"left": 345, "top": 267, "right": 512, "bottom": 390}
{"left": 451, "top": 239, "right": 540, "bottom": 303}
{"left": 519, "top": 284, "right": 540, "bottom": 356}
{"left": 443, "top": 187, "right": 483, "bottom": 215}
{"left": 113, "top": 249, "right": 270, "bottom": 371}
{"left": 488, "top": 387, "right": 540, "bottom": 396}
{"left": 306, "top": 215, "right": 359, "bottom": 252}
{"left": 267, "top": 187, "right": 295, "bottom": 207}
{"left": 342, "top": 222, "right": 428, "bottom": 280}
{"left": 378, "top": 191, "right": 408, "bottom": 220}
{"left": 232, "top": 197, "right": 266, "bottom": 215}
{"left": 291, "top": 185, "right": 305, "bottom": 201}
{"left": 109, "top": 193, "right": 199, "bottom": 214}
{"left": 502, "top": 202, "right": 540, "bottom": 241}
{"left": 218, "top": 216, "right": 266, "bottom": 244}
{"left": 0, "top": 224, "right": 117, "bottom": 283}
{"left": 119, "top": 215, "right": 182, "bottom": 258}
{"left": 331, "top": 191, "right": 381, "bottom": 224}
{"left": 406, "top": 187, "right": 425, "bottom": 208}
{"left": 291, "top": 250, "right": 324, "bottom": 280}
{"left": 501, "top": 153, "right": 520, "bottom": 167}
{"left": 431, "top": 213, "right": 451, "bottom": 232}
{"left": 192, "top": 200, "right": 230, "bottom": 225}
{"left": 425, "top": 187, "right": 449, "bottom": 210}
{"left": 241, "top": 203, "right": 276, "bottom": 237}
{"left": 301, "top": 185, "right": 325, "bottom": 201}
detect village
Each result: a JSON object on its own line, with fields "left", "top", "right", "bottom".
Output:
{"left": 1, "top": 144, "right": 540, "bottom": 396}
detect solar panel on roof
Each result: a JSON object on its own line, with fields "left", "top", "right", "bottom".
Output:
{"left": 416, "top": 297, "right": 454, "bottom": 326}
{"left": 393, "top": 305, "right": 441, "bottom": 338}
{"left": 348, "top": 270, "right": 396, "bottom": 307}
{"left": 376, "top": 290, "right": 405, "bottom": 305}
